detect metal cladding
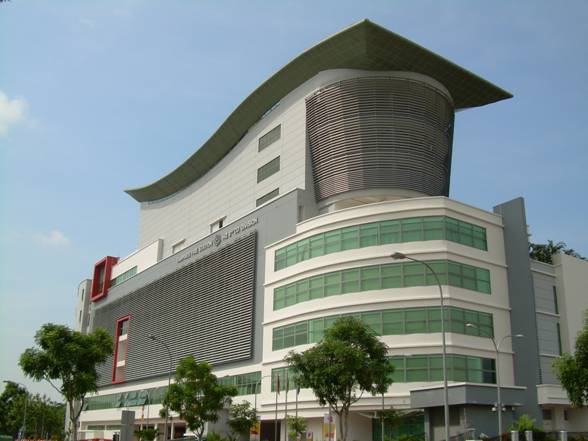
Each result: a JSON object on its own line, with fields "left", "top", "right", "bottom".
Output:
{"left": 306, "top": 76, "right": 455, "bottom": 201}
{"left": 94, "top": 233, "right": 257, "bottom": 386}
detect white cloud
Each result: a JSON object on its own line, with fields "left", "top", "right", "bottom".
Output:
{"left": 0, "top": 90, "right": 27, "bottom": 137}
{"left": 34, "top": 230, "right": 71, "bottom": 247}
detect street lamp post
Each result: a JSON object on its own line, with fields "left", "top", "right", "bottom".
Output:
{"left": 3, "top": 380, "right": 28, "bottom": 441}
{"left": 390, "top": 252, "right": 450, "bottom": 441}
{"left": 466, "top": 324, "right": 524, "bottom": 439}
{"left": 148, "top": 335, "right": 173, "bottom": 441}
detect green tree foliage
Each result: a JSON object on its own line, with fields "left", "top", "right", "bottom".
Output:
{"left": 554, "top": 311, "right": 588, "bottom": 407}
{"left": 227, "top": 401, "right": 258, "bottom": 438}
{"left": 287, "top": 415, "right": 307, "bottom": 440}
{"left": 19, "top": 323, "right": 113, "bottom": 441}
{"left": 0, "top": 382, "right": 27, "bottom": 438}
{"left": 529, "top": 240, "right": 586, "bottom": 264}
{"left": 508, "top": 413, "right": 545, "bottom": 440}
{"left": 286, "top": 316, "right": 394, "bottom": 441}
{"left": 134, "top": 427, "right": 159, "bottom": 441}
{"left": 162, "top": 356, "right": 237, "bottom": 441}
{"left": 0, "top": 383, "right": 65, "bottom": 440}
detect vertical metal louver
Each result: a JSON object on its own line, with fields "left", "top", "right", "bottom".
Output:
{"left": 93, "top": 233, "right": 257, "bottom": 385}
{"left": 306, "top": 76, "right": 455, "bottom": 201}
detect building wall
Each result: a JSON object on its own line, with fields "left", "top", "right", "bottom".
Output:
{"left": 493, "top": 197, "right": 543, "bottom": 424}
{"left": 263, "top": 197, "right": 515, "bottom": 415}
{"left": 89, "top": 191, "right": 303, "bottom": 392}
{"left": 553, "top": 253, "right": 588, "bottom": 352}
{"left": 531, "top": 261, "right": 561, "bottom": 385}
{"left": 94, "top": 233, "right": 257, "bottom": 385}
{"left": 137, "top": 69, "right": 454, "bottom": 261}
{"left": 110, "top": 239, "right": 163, "bottom": 280}
{"left": 75, "top": 279, "right": 92, "bottom": 333}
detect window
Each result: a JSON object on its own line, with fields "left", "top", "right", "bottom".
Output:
{"left": 274, "top": 216, "right": 488, "bottom": 271}
{"left": 96, "top": 266, "right": 105, "bottom": 293}
{"left": 111, "top": 266, "right": 138, "bottom": 287}
{"left": 390, "top": 354, "right": 495, "bottom": 384}
{"left": 172, "top": 240, "right": 186, "bottom": 255}
{"left": 84, "top": 385, "right": 169, "bottom": 411}
{"left": 256, "top": 188, "right": 279, "bottom": 207}
{"left": 258, "top": 125, "right": 281, "bottom": 151}
{"left": 112, "top": 316, "right": 130, "bottom": 383}
{"left": 271, "top": 306, "right": 493, "bottom": 350}
{"left": 91, "top": 256, "right": 119, "bottom": 302}
{"left": 557, "top": 323, "right": 563, "bottom": 355}
{"left": 257, "top": 156, "right": 280, "bottom": 183}
{"left": 78, "top": 310, "right": 82, "bottom": 323}
{"left": 271, "top": 367, "right": 299, "bottom": 392}
{"left": 210, "top": 217, "right": 225, "bottom": 233}
{"left": 542, "top": 409, "right": 552, "bottom": 420}
{"left": 218, "top": 371, "right": 261, "bottom": 396}
{"left": 553, "top": 286, "right": 559, "bottom": 314}
{"left": 273, "top": 260, "right": 491, "bottom": 310}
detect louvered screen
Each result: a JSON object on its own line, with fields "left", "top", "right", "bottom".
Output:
{"left": 94, "top": 233, "right": 257, "bottom": 385}
{"left": 306, "top": 76, "right": 455, "bottom": 201}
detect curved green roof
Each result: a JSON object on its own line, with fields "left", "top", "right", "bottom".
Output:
{"left": 126, "top": 19, "right": 512, "bottom": 203}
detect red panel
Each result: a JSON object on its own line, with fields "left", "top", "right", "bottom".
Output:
{"left": 90, "top": 256, "right": 119, "bottom": 302}
{"left": 112, "top": 315, "right": 130, "bottom": 384}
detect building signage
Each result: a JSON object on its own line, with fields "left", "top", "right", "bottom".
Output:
{"left": 249, "top": 421, "right": 261, "bottom": 441}
{"left": 322, "top": 414, "right": 335, "bottom": 441}
{"left": 177, "top": 217, "right": 258, "bottom": 264}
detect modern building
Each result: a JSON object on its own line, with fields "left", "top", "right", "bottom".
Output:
{"left": 75, "top": 20, "right": 588, "bottom": 441}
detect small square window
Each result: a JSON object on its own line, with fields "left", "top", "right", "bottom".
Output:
{"left": 172, "top": 240, "right": 186, "bottom": 255}
{"left": 210, "top": 217, "right": 225, "bottom": 233}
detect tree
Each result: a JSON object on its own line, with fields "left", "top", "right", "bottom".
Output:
{"left": 1, "top": 383, "right": 66, "bottom": 441}
{"left": 529, "top": 240, "right": 586, "bottom": 264}
{"left": 0, "top": 382, "right": 28, "bottom": 439}
{"left": 134, "top": 427, "right": 159, "bottom": 441}
{"left": 286, "top": 317, "right": 394, "bottom": 441}
{"left": 227, "top": 401, "right": 258, "bottom": 440}
{"left": 19, "top": 323, "right": 113, "bottom": 441}
{"left": 26, "top": 394, "right": 66, "bottom": 440}
{"left": 554, "top": 311, "right": 588, "bottom": 406}
{"left": 162, "top": 356, "right": 237, "bottom": 441}
{"left": 287, "top": 415, "right": 307, "bottom": 440}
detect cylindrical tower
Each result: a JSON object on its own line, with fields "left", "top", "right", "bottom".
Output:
{"left": 306, "top": 73, "right": 455, "bottom": 210}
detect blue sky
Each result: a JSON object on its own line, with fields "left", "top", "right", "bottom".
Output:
{"left": 1, "top": 1, "right": 587, "bottom": 400}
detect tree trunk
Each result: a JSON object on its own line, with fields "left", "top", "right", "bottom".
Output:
{"left": 69, "top": 401, "right": 78, "bottom": 441}
{"left": 337, "top": 408, "right": 349, "bottom": 441}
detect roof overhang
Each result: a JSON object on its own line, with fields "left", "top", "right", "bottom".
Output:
{"left": 126, "top": 19, "right": 512, "bottom": 203}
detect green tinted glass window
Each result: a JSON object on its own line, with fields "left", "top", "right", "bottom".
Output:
{"left": 273, "top": 259, "right": 491, "bottom": 311}
{"left": 258, "top": 125, "right": 281, "bottom": 151}
{"left": 360, "top": 224, "right": 379, "bottom": 247}
{"left": 380, "top": 220, "right": 400, "bottom": 244}
{"left": 401, "top": 218, "right": 423, "bottom": 242}
{"left": 257, "top": 156, "right": 280, "bottom": 183}
{"left": 272, "top": 306, "right": 494, "bottom": 351}
{"left": 274, "top": 216, "right": 488, "bottom": 270}
{"left": 256, "top": 188, "right": 279, "bottom": 208}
